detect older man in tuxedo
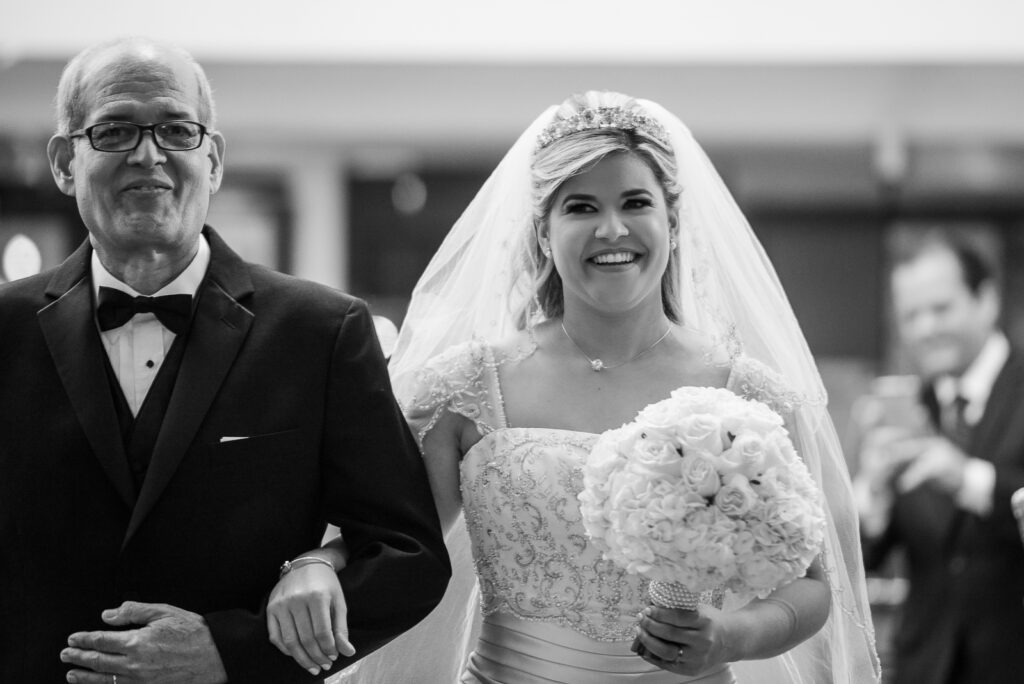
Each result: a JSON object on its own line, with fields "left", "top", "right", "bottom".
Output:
{"left": 0, "top": 38, "right": 449, "bottom": 682}
{"left": 856, "top": 231, "right": 1024, "bottom": 683}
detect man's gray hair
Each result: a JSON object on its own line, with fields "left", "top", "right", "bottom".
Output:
{"left": 54, "top": 37, "right": 217, "bottom": 136}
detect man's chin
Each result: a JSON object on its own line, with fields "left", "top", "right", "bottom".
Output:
{"left": 121, "top": 215, "right": 184, "bottom": 240}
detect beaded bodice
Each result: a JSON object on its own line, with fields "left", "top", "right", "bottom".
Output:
{"left": 403, "top": 340, "right": 799, "bottom": 642}
{"left": 461, "top": 426, "right": 643, "bottom": 640}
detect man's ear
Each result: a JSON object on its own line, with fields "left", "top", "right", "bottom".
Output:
{"left": 977, "top": 279, "right": 1001, "bottom": 329}
{"left": 46, "top": 135, "right": 77, "bottom": 197}
{"left": 207, "top": 131, "right": 226, "bottom": 194}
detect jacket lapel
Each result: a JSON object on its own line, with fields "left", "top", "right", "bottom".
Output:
{"left": 125, "top": 228, "right": 255, "bottom": 545}
{"left": 970, "top": 347, "right": 1024, "bottom": 460}
{"left": 37, "top": 240, "right": 137, "bottom": 508}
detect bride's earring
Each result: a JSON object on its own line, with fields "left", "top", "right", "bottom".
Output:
{"left": 540, "top": 243, "right": 551, "bottom": 258}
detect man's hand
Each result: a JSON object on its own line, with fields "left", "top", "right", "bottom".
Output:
{"left": 858, "top": 426, "right": 924, "bottom": 494}
{"left": 60, "top": 602, "right": 227, "bottom": 684}
{"left": 897, "top": 435, "right": 968, "bottom": 495}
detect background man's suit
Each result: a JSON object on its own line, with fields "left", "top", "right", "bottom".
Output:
{"left": 863, "top": 347, "right": 1024, "bottom": 684}
{"left": 0, "top": 227, "right": 450, "bottom": 682}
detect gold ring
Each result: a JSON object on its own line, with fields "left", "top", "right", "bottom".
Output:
{"left": 675, "top": 646, "right": 685, "bottom": 662}
{"left": 113, "top": 675, "right": 118, "bottom": 684}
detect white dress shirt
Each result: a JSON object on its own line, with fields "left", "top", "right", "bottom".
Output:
{"left": 91, "top": 236, "right": 210, "bottom": 416}
{"left": 935, "top": 332, "right": 1010, "bottom": 516}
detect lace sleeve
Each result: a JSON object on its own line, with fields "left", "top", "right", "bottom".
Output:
{"left": 727, "top": 355, "right": 805, "bottom": 417}
{"left": 400, "top": 339, "right": 502, "bottom": 448}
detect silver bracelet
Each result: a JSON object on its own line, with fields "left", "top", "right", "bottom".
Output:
{"left": 279, "top": 556, "right": 335, "bottom": 578}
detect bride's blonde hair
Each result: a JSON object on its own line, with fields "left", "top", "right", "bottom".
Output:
{"left": 514, "top": 91, "right": 683, "bottom": 329}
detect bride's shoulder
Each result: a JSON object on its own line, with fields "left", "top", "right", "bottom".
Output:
{"left": 672, "top": 327, "right": 799, "bottom": 412}
{"left": 410, "top": 339, "right": 494, "bottom": 395}
{"left": 411, "top": 328, "right": 537, "bottom": 399}
{"left": 668, "top": 327, "right": 732, "bottom": 385}
{"left": 400, "top": 339, "right": 503, "bottom": 444}
{"left": 675, "top": 327, "right": 729, "bottom": 362}
{"left": 489, "top": 328, "right": 541, "bottom": 366}
{"left": 727, "top": 355, "right": 801, "bottom": 416}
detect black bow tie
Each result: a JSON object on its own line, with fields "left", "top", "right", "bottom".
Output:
{"left": 96, "top": 286, "right": 192, "bottom": 335}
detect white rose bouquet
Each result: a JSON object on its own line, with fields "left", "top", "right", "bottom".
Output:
{"left": 578, "top": 386, "right": 825, "bottom": 608}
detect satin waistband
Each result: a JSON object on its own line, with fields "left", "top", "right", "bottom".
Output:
{"left": 461, "top": 612, "right": 735, "bottom": 684}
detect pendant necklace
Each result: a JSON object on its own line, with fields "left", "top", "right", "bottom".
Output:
{"left": 560, "top": 321, "right": 673, "bottom": 372}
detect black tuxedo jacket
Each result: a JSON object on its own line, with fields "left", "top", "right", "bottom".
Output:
{"left": 863, "top": 346, "right": 1024, "bottom": 684}
{"left": 0, "top": 227, "right": 450, "bottom": 682}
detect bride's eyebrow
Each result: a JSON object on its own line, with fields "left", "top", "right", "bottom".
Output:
{"left": 561, "top": 193, "right": 597, "bottom": 203}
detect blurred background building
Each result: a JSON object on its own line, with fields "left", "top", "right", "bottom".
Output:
{"left": 3, "top": 2, "right": 1024, "bottom": 676}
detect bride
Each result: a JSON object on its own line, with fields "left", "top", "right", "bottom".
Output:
{"left": 268, "top": 91, "right": 880, "bottom": 683}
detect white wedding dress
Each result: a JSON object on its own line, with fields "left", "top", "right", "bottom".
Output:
{"left": 398, "top": 340, "right": 799, "bottom": 684}
{"left": 357, "top": 95, "right": 881, "bottom": 684}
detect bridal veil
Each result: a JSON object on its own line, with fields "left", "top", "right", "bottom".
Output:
{"left": 340, "top": 93, "right": 880, "bottom": 684}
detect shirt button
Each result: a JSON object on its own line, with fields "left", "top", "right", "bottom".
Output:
{"left": 145, "top": 360, "right": 155, "bottom": 368}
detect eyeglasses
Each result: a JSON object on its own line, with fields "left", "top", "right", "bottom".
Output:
{"left": 69, "top": 121, "right": 210, "bottom": 152}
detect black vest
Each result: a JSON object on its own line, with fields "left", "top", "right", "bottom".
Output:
{"left": 103, "top": 332, "right": 190, "bottom": 493}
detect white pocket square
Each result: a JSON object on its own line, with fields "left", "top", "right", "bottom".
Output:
{"left": 219, "top": 435, "right": 250, "bottom": 443}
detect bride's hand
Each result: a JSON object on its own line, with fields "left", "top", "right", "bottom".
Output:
{"left": 267, "top": 562, "right": 356, "bottom": 675}
{"left": 634, "top": 605, "right": 731, "bottom": 676}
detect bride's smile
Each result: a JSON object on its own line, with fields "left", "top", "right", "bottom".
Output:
{"left": 589, "top": 249, "right": 640, "bottom": 265}
{"left": 542, "top": 151, "right": 674, "bottom": 315}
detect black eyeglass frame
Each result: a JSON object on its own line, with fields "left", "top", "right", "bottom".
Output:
{"left": 68, "top": 120, "right": 211, "bottom": 152}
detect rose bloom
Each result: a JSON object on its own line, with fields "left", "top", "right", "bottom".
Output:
{"left": 763, "top": 430, "right": 799, "bottom": 470}
{"left": 628, "top": 441, "right": 684, "bottom": 480}
{"left": 679, "top": 452, "right": 722, "bottom": 498}
{"left": 637, "top": 398, "right": 688, "bottom": 441}
{"left": 720, "top": 432, "right": 768, "bottom": 479}
{"left": 720, "top": 396, "right": 783, "bottom": 429}
{"left": 677, "top": 413, "right": 726, "bottom": 454}
{"left": 715, "top": 478, "right": 758, "bottom": 517}
{"left": 587, "top": 436, "right": 628, "bottom": 483}
{"left": 608, "top": 423, "right": 648, "bottom": 462}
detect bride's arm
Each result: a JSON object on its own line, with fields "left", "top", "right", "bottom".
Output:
{"left": 636, "top": 557, "right": 830, "bottom": 676}
{"left": 420, "top": 408, "right": 472, "bottom": 533}
{"left": 266, "top": 411, "right": 467, "bottom": 673}
{"left": 266, "top": 538, "right": 354, "bottom": 675}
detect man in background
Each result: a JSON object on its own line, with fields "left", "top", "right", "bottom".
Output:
{"left": 0, "top": 37, "right": 449, "bottom": 682}
{"left": 855, "top": 229, "right": 1024, "bottom": 683}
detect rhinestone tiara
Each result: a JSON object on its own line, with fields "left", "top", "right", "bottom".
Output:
{"left": 535, "top": 106, "right": 671, "bottom": 151}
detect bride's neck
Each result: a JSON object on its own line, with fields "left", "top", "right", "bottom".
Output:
{"left": 559, "top": 307, "right": 672, "bottom": 360}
